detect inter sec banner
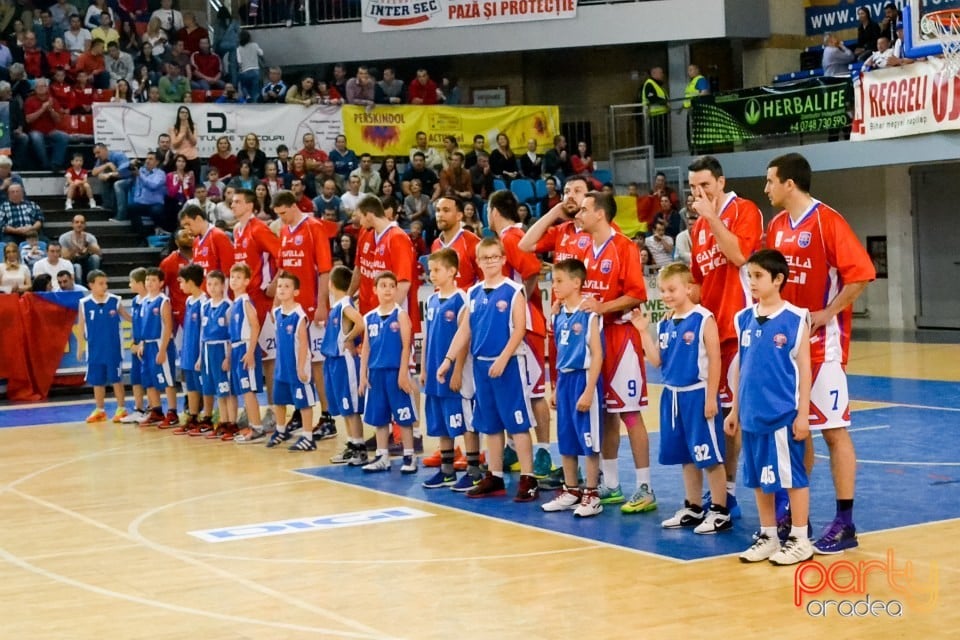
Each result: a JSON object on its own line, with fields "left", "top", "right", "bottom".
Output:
{"left": 93, "top": 103, "right": 343, "bottom": 158}
{"left": 851, "top": 60, "right": 960, "bottom": 140}
{"left": 361, "top": 0, "right": 577, "bottom": 32}
{"left": 690, "top": 77, "right": 851, "bottom": 148}
{"left": 342, "top": 104, "right": 560, "bottom": 156}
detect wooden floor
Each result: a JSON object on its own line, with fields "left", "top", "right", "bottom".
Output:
{"left": 1, "top": 342, "right": 958, "bottom": 639}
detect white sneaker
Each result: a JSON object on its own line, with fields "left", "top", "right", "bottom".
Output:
{"left": 121, "top": 409, "right": 146, "bottom": 424}
{"left": 234, "top": 427, "right": 265, "bottom": 444}
{"left": 573, "top": 490, "right": 603, "bottom": 517}
{"left": 262, "top": 407, "right": 277, "bottom": 432}
{"left": 694, "top": 508, "right": 733, "bottom": 535}
{"left": 541, "top": 487, "right": 581, "bottom": 512}
{"left": 90, "top": 199, "right": 99, "bottom": 209}
{"left": 65, "top": 199, "right": 73, "bottom": 210}
{"left": 739, "top": 534, "right": 781, "bottom": 563}
{"left": 362, "top": 455, "right": 391, "bottom": 472}
{"left": 770, "top": 536, "right": 814, "bottom": 566}
{"left": 662, "top": 505, "right": 705, "bottom": 529}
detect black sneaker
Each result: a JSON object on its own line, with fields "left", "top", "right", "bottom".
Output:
{"left": 348, "top": 448, "right": 369, "bottom": 466}
{"left": 330, "top": 442, "right": 359, "bottom": 464}
{"left": 316, "top": 423, "right": 338, "bottom": 440}
{"left": 286, "top": 409, "right": 303, "bottom": 435}
{"left": 389, "top": 435, "right": 423, "bottom": 455}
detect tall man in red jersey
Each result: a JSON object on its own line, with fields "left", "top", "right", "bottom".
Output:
{"left": 179, "top": 204, "right": 235, "bottom": 283}
{"left": 271, "top": 190, "right": 336, "bottom": 437}
{"left": 688, "top": 155, "right": 764, "bottom": 519}
{"left": 349, "top": 194, "right": 423, "bottom": 451}
{"left": 574, "top": 191, "right": 655, "bottom": 513}
{"left": 487, "top": 189, "right": 555, "bottom": 478}
{"left": 159, "top": 228, "right": 193, "bottom": 329}
{"left": 518, "top": 175, "right": 591, "bottom": 261}
{"left": 764, "top": 153, "right": 875, "bottom": 555}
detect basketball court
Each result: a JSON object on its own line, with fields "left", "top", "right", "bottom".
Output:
{"left": 1, "top": 340, "right": 957, "bottom": 638}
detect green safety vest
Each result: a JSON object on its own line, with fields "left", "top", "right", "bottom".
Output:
{"left": 642, "top": 78, "right": 669, "bottom": 116}
{"left": 684, "top": 74, "right": 706, "bottom": 108}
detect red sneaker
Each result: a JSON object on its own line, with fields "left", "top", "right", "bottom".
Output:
{"left": 158, "top": 409, "right": 180, "bottom": 429}
{"left": 466, "top": 471, "right": 506, "bottom": 498}
{"left": 514, "top": 474, "right": 540, "bottom": 503}
{"left": 138, "top": 409, "right": 164, "bottom": 427}
{"left": 206, "top": 422, "right": 231, "bottom": 440}
{"left": 172, "top": 417, "right": 198, "bottom": 435}
{"left": 188, "top": 417, "right": 213, "bottom": 437}
{"left": 220, "top": 423, "right": 240, "bottom": 441}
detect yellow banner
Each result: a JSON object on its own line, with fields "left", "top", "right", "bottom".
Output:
{"left": 342, "top": 105, "right": 561, "bottom": 156}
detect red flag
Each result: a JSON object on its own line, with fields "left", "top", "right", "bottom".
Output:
{"left": 19, "top": 292, "right": 83, "bottom": 400}
{"left": 0, "top": 293, "right": 37, "bottom": 401}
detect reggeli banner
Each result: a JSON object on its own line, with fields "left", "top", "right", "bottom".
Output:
{"left": 361, "top": 0, "right": 577, "bottom": 32}
{"left": 851, "top": 60, "right": 960, "bottom": 141}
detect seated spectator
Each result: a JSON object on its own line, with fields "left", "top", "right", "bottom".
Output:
{"left": 541, "top": 176, "right": 562, "bottom": 212}
{"left": 212, "top": 185, "right": 236, "bottom": 229}
{"left": 143, "top": 17, "right": 168, "bottom": 58}
{"left": 227, "top": 160, "right": 257, "bottom": 191}
{"left": 408, "top": 68, "right": 439, "bottom": 105}
{"left": 120, "top": 0, "right": 149, "bottom": 25}
{"left": 571, "top": 141, "right": 599, "bottom": 187}
{"left": 24, "top": 79, "right": 69, "bottom": 172}
{"left": 71, "top": 71, "right": 96, "bottom": 114}
{"left": 156, "top": 132, "right": 177, "bottom": 173}
{"left": 519, "top": 139, "right": 543, "bottom": 181}
{"left": 44, "top": 36, "right": 70, "bottom": 75}
{"left": 345, "top": 65, "right": 376, "bottom": 106}
{"left": 59, "top": 214, "right": 102, "bottom": 281}
{"left": 132, "top": 64, "right": 154, "bottom": 101}
{"left": 215, "top": 83, "right": 246, "bottom": 103}
{"left": 333, "top": 233, "right": 356, "bottom": 268}
{"left": 208, "top": 136, "right": 237, "bottom": 183}
{"left": 135, "top": 42, "right": 162, "bottom": 84}
{"left": 331, "top": 63, "right": 348, "bottom": 99}
{"left": 128, "top": 151, "right": 167, "bottom": 241}
{"left": 190, "top": 37, "right": 223, "bottom": 90}
{"left": 260, "top": 66, "right": 286, "bottom": 102}
{"left": 298, "top": 133, "right": 328, "bottom": 175}
{"left": 312, "top": 179, "right": 342, "bottom": 222}
{"left": 205, "top": 168, "right": 225, "bottom": 201}
{"left": 20, "top": 232, "right": 46, "bottom": 269}
{"left": 64, "top": 14, "right": 92, "bottom": 63}
{"left": 0, "top": 36, "right": 12, "bottom": 71}
{"left": 340, "top": 175, "right": 363, "bottom": 218}
{"left": 650, "top": 171, "right": 679, "bottom": 208}
{"left": 106, "top": 41, "right": 135, "bottom": 87}
{"left": 464, "top": 134, "right": 487, "bottom": 170}
{"left": 822, "top": 33, "right": 856, "bottom": 76}
{"left": 177, "top": 12, "right": 208, "bottom": 54}
{"left": 90, "top": 13, "right": 120, "bottom": 49}
{"left": 489, "top": 133, "right": 519, "bottom": 183}
{"left": 673, "top": 208, "right": 697, "bottom": 266}
{"left": 91, "top": 142, "right": 133, "bottom": 221}
{"left": 84, "top": 0, "right": 112, "bottom": 31}
{"left": 380, "top": 179, "right": 397, "bottom": 202}
{"left": 864, "top": 35, "right": 901, "bottom": 71}
{"left": 349, "top": 153, "right": 381, "bottom": 195}
{"left": 403, "top": 178, "right": 432, "bottom": 231}
{"left": 439, "top": 135, "right": 461, "bottom": 171}
{"left": 262, "top": 162, "right": 286, "bottom": 197}
{"left": 402, "top": 152, "right": 440, "bottom": 199}
{"left": 543, "top": 135, "right": 572, "bottom": 179}
{"left": 237, "top": 133, "right": 267, "bottom": 178}
{"left": 408, "top": 219, "right": 427, "bottom": 257}
{"left": 469, "top": 152, "right": 494, "bottom": 203}
{"left": 290, "top": 178, "right": 315, "bottom": 214}
{"left": 0, "top": 156, "right": 25, "bottom": 203}
{"left": 64, "top": 153, "right": 97, "bottom": 209}
{"left": 314, "top": 160, "right": 340, "bottom": 195}
{"left": 57, "top": 269, "right": 87, "bottom": 292}
{"left": 378, "top": 156, "right": 400, "bottom": 188}
{"left": 409, "top": 130, "right": 443, "bottom": 172}
{"left": 644, "top": 220, "right": 674, "bottom": 267}
{"left": 151, "top": 0, "right": 183, "bottom": 34}
{"left": 462, "top": 201, "right": 481, "bottom": 232}
{"left": 652, "top": 195, "right": 684, "bottom": 238}
{"left": 119, "top": 20, "right": 142, "bottom": 57}
{"left": 158, "top": 62, "right": 190, "bottom": 102}
{"left": 0, "top": 242, "right": 31, "bottom": 293}
{"left": 31, "top": 274, "right": 53, "bottom": 292}
{"left": 378, "top": 67, "right": 404, "bottom": 104}
{"left": 285, "top": 75, "right": 318, "bottom": 106}
{"left": 50, "top": 68, "right": 75, "bottom": 111}
{"left": 167, "top": 41, "right": 192, "bottom": 76}
{"left": 34, "top": 10, "right": 65, "bottom": 53}
{"left": 18, "top": 32, "right": 51, "bottom": 79}
{"left": 517, "top": 204, "right": 532, "bottom": 228}
{"left": 183, "top": 183, "right": 216, "bottom": 220}
{"left": 315, "top": 80, "right": 342, "bottom": 105}
{"left": 32, "top": 242, "right": 74, "bottom": 290}
{"left": 166, "top": 154, "right": 196, "bottom": 227}
{"left": 329, "top": 135, "right": 358, "bottom": 177}
{"left": 438, "top": 151, "right": 473, "bottom": 202}
{"left": 439, "top": 75, "right": 461, "bottom": 105}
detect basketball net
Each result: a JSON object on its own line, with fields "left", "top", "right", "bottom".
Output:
{"left": 922, "top": 9, "right": 960, "bottom": 77}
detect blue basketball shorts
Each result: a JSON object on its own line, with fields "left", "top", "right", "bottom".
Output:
{"left": 230, "top": 343, "right": 263, "bottom": 397}
{"left": 472, "top": 356, "right": 532, "bottom": 436}
{"left": 658, "top": 386, "right": 725, "bottom": 469}
{"left": 86, "top": 361, "right": 122, "bottom": 386}
{"left": 556, "top": 370, "right": 602, "bottom": 457}
{"left": 742, "top": 426, "right": 809, "bottom": 493}
{"left": 183, "top": 369, "right": 202, "bottom": 393}
{"left": 362, "top": 367, "right": 417, "bottom": 427}
{"left": 323, "top": 355, "right": 363, "bottom": 417}
{"left": 200, "top": 341, "right": 231, "bottom": 398}
{"left": 129, "top": 352, "right": 143, "bottom": 386}
{"left": 141, "top": 341, "right": 177, "bottom": 390}
{"left": 424, "top": 393, "right": 471, "bottom": 439}
{"left": 273, "top": 378, "right": 319, "bottom": 410}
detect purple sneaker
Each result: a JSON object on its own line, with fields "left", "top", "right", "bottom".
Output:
{"left": 814, "top": 518, "right": 858, "bottom": 555}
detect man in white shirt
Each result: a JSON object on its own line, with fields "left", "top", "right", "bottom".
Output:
{"left": 64, "top": 15, "right": 92, "bottom": 63}
{"left": 864, "top": 36, "right": 901, "bottom": 71}
{"left": 32, "top": 242, "right": 76, "bottom": 291}
{"left": 340, "top": 175, "right": 363, "bottom": 216}
{"left": 182, "top": 184, "right": 217, "bottom": 220}
{"left": 348, "top": 154, "right": 381, "bottom": 195}
{"left": 673, "top": 209, "right": 697, "bottom": 266}
{"left": 644, "top": 220, "right": 674, "bottom": 267}
{"left": 151, "top": 0, "right": 184, "bottom": 35}
{"left": 408, "top": 131, "right": 443, "bottom": 172}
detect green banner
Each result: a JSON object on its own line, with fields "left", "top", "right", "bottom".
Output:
{"left": 690, "top": 77, "right": 852, "bottom": 148}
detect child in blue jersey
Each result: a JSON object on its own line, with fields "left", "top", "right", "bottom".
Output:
{"left": 79, "top": 270, "right": 130, "bottom": 423}
{"left": 136, "top": 267, "right": 180, "bottom": 428}
{"left": 120, "top": 268, "right": 148, "bottom": 423}
{"left": 632, "top": 263, "right": 729, "bottom": 533}
{"left": 359, "top": 271, "right": 418, "bottom": 473}
{"left": 437, "top": 237, "right": 539, "bottom": 502}
{"left": 539, "top": 259, "right": 604, "bottom": 516}
{"left": 193, "top": 270, "right": 234, "bottom": 438}
{"left": 266, "top": 271, "right": 320, "bottom": 450}
{"left": 420, "top": 248, "right": 474, "bottom": 490}
{"left": 325, "top": 266, "right": 367, "bottom": 465}
{"left": 726, "top": 249, "right": 813, "bottom": 566}
{"left": 229, "top": 263, "right": 265, "bottom": 444}
{"left": 175, "top": 264, "right": 205, "bottom": 434}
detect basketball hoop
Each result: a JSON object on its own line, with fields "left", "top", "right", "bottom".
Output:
{"left": 922, "top": 9, "right": 960, "bottom": 76}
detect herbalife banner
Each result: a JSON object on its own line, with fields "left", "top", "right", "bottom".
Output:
{"left": 361, "top": 0, "right": 577, "bottom": 33}
{"left": 690, "top": 78, "right": 852, "bottom": 148}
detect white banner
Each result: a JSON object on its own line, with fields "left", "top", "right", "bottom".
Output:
{"left": 361, "top": 0, "right": 577, "bottom": 33}
{"left": 851, "top": 59, "right": 960, "bottom": 141}
{"left": 92, "top": 103, "right": 343, "bottom": 158}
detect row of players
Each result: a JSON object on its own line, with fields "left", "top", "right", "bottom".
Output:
{"left": 80, "top": 152, "right": 875, "bottom": 567}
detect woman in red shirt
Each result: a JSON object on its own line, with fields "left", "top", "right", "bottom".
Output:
{"left": 46, "top": 37, "right": 72, "bottom": 75}
{"left": 164, "top": 154, "right": 195, "bottom": 230}
{"left": 50, "top": 68, "right": 75, "bottom": 112}
{"left": 207, "top": 136, "right": 237, "bottom": 183}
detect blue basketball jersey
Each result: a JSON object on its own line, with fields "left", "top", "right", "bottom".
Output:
{"left": 274, "top": 305, "right": 310, "bottom": 384}
{"left": 364, "top": 305, "right": 404, "bottom": 370}
{"left": 734, "top": 302, "right": 808, "bottom": 434}
{"left": 320, "top": 297, "right": 359, "bottom": 359}
{"left": 229, "top": 294, "right": 253, "bottom": 343}
{"left": 201, "top": 299, "right": 231, "bottom": 342}
{"left": 139, "top": 293, "right": 168, "bottom": 341}
{"left": 424, "top": 290, "right": 468, "bottom": 397}
{"left": 468, "top": 279, "right": 524, "bottom": 359}
{"left": 657, "top": 305, "right": 712, "bottom": 387}
{"left": 180, "top": 294, "right": 205, "bottom": 368}
{"left": 553, "top": 304, "right": 600, "bottom": 372}
{"left": 130, "top": 294, "right": 144, "bottom": 342}
{"left": 80, "top": 293, "right": 122, "bottom": 365}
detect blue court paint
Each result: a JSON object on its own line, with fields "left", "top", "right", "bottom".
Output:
{"left": 297, "top": 404, "right": 960, "bottom": 562}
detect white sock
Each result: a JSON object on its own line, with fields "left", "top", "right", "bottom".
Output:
{"left": 600, "top": 459, "right": 619, "bottom": 488}
{"left": 635, "top": 467, "right": 651, "bottom": 490}
{"left": 761, "top": 526, "right": 777, "bottom": 539}
{"left": 350, "top": 437, "right": 364, "bottom": 446}
{"left": 726, "top": 480, "right": 737, "bottom": 495}
{"left": 491, "top": 470, "right": 504, "bottom": 478}
{"left": 412, "top": 427, "right": 422, "bottom": 438}
{"left": 790, "top": 524, "right": 808, "bottom": 540}
{"left": 535, "top": 443, "right": 549, "bottom": 453}
{"left": 403, "top": 448, "right": 414, "bottom": 457}
{"left": 376, "top": 448, "right": 389, "bottom": 458}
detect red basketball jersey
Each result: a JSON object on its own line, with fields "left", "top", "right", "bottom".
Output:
{"left": 233, "top": 216, "right": 280, "bottom": 318}
{"left": 501, "top": 224, "right": 545, "bottom": 336}
{"left": 579, "top": 230, "right": 647, "bottom": 324}
{"left": 533, "top": 219, "right": 591, "bottom": 262}
{"left": 431, "top": 227, "right": 481, "bottom": 290}
{"left": 356, "top": 223, "right": 421, "bottom": 331}
{"left": 278, "top": 214, "right": 333, "bottom": 318}
{"left": 193, "top": 224, "right": 235, "bottom": 279}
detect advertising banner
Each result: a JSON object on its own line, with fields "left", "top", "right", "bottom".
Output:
{"left": 690, "top": 77, "right": 851, "bottom": 148}
{"left": 341, "top": 104, "right": 560, "bottom": 156}
{"left": 804, "top": 1, "right": 960, "bottom": 36}
{"left": 851, "top": 60, "right": 959, "bottom": 140}
{"left": 93, "top": 103, "right": 343, "bottom": 158}
{"left": 361, "top": 0, "right": 577, "bottom": 33}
